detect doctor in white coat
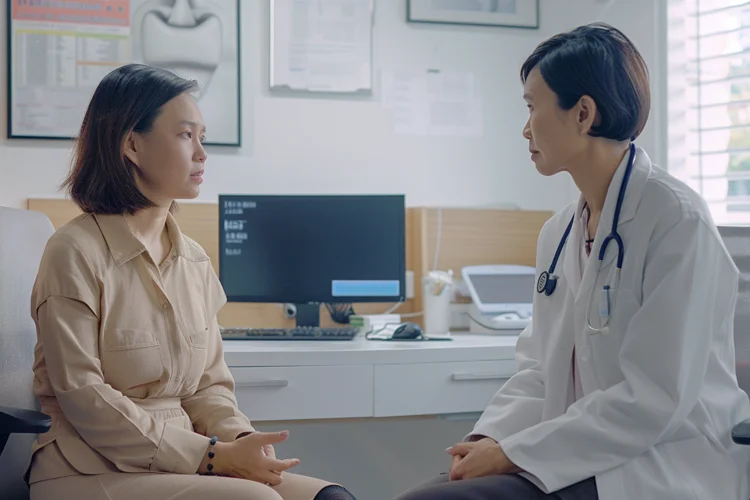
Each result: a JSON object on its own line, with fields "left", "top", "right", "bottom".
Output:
{"left": 396, "top": 22, "right": 750, "bottom": 500}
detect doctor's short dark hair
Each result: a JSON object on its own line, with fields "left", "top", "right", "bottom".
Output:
{"left": 520, "top": 22, "right": 650, "bottom": 142}
{"left": 62, "top": 64, "right": 199, "bottom": 214}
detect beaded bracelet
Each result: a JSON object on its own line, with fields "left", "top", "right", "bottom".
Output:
{"left": 204, "top": 436, "right": 218, "bottom": 475}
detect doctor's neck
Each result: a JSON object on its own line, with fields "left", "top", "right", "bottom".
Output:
{"left": 569, "top": 140, "right": 631, "bottom": 216}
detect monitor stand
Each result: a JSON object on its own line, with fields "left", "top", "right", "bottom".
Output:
{"left": 295, "top": 304, "right": 320, "bottom": 328}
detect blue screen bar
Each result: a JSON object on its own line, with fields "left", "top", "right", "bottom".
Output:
{"left": 332, "top": 280, "right": 400, "bottom": 297}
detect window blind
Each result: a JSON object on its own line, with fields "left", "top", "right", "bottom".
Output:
{"left": 668, "top": 0, "right": 750, "bottom": 223}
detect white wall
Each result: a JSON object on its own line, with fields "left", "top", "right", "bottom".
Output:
{"left": 0, "top": 0, "right": 662, "bottom": 212}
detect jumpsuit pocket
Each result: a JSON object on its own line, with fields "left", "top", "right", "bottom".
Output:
{"left": 100, "top": 329, "right": 163, "bottom": 392}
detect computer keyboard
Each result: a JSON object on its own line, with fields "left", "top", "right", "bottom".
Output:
{"left": 220, "top": 326, "right": 358, "bottom": 341}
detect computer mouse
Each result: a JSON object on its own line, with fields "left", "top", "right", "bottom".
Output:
{"left": 392, "top": 322, "right": 423, "bottom": 339}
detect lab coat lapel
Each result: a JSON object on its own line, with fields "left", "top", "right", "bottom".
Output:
{"left": 577, "top": 145, "right": 651, "bottom": 303}
{"left": 545, "top": 290, "right": 578, "bottom": 411}
{"left": 561, "top": 198, "right": 586, "bottom": 297}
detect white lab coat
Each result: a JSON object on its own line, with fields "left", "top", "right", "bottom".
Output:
{"left": 470, "top": 146, "right": 750, "bottom": 500}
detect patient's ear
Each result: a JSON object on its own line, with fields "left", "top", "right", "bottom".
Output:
{"left": 123, "top": 131, "right": 141, "bottom": 169}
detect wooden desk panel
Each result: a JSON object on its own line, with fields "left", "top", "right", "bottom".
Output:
{"left": 408, "top": 207, "right": 553, "bottom": 326}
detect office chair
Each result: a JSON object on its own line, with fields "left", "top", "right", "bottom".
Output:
{"left": 718, "top": 226, "right": 750, "bottom": 449}
{"left": 0, "top": 207, "right": 54, "bottom": 500}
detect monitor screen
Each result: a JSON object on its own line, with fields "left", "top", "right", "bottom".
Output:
{"left": 470, "top": 274, "right": 534, "bottom": 304}
{"left": 218, "top": 195, "right": 406, "bottom": 305}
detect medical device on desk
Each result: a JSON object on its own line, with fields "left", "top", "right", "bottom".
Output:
{"left": 461, "top": 265, "right": 535, "bottom": 333}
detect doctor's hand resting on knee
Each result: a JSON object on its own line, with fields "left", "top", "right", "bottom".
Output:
{"left": 445, "top": 437, "right": 520, "bottom": 481}
{"left": 27, "top": 64, "right": 356, "bottom": 500}
{"left": 396, "top": 22, "right": 750, "bottom": 500}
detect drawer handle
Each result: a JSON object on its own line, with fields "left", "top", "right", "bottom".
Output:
{"left": 451, "top": 373, "right": 509, "bottom": 382}
{"left": 236, "top": 379, "right": 289, "bottom": 388}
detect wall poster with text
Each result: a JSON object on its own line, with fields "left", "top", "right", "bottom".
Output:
{"left": 7, "top": 0, "right": 241, "bottom": 146}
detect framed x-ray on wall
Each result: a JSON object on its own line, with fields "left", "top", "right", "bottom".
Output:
{"left": 7, "top": 0, "right": 242, "bottom": 146}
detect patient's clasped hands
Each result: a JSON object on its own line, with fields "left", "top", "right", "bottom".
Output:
{"left": 199, "top": 431, "right": 300, "bottom": 486}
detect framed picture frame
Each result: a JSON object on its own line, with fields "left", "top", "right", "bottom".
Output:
{"left": 270, "top": 0, "right": 374, "bottom": 94}
{"left": 407, "top": 0, "right": 539, "bottom": 29}
{"left": 6, "top": 0, "right": 242, "bottom": 146}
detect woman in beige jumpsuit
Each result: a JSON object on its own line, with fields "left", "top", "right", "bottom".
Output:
{"left": 27, "top": 64, "right": 356, "bottom": 500}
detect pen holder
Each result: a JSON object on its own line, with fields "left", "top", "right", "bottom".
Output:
{"left": 423, "top": 270, "right": 454, "bottom": 338}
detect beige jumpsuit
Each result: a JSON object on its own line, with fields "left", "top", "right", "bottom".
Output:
{"left": 27, "top": 212, "right": 331, "bottom": 500}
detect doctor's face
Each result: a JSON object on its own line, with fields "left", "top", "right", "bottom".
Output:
{"left": 522, "top": 67, "right": 586, "bottom": 176}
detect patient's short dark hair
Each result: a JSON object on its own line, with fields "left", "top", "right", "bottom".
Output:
{"left": 521, "top": 22, "right": 650, "bottom": 142}
{"left": 63, "top": 64, "right": 198, "bottom": 214}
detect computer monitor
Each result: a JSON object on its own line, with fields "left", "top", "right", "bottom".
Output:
{"left": 218, "top": 194, "right": 406, "bottom": 327}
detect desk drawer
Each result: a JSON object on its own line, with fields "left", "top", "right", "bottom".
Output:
{"left": 230, "top": 365, "right": 373, "bottom": 421}
{"left": 374, "top": 360, "right": 515, "bottom": 417}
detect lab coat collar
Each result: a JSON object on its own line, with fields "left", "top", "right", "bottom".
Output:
{"left": 562, "top": 145, "right": 652, "bottom": 298}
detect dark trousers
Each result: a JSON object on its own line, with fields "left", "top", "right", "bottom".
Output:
{"left": 394, "top": 473, "right": 598, "bottom": 500}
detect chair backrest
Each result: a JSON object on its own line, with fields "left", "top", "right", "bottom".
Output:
{"left": 0, "top": 207, "right": 54, "bottom": 500}
{"left": 718, "top": 225, "right": 750, "bottom": 396}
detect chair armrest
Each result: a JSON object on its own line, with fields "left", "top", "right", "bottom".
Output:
{"left": 732, "top": 418, "right": 750, "bottom": 445}
{"left": 0, "top": 405, "right": 51, "bottom": 435}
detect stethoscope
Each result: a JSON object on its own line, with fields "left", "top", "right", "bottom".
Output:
{"left": 535, "top": 143, "right": 636, "bottom": 334}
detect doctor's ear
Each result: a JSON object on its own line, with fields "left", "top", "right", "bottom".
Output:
{"left": 123, "top": 130, "right": 142, "bottom": 168}
{"left": 576, "top": 95, "right": 599, "bottom": 135}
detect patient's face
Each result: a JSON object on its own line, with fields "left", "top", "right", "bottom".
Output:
{"left": 125, "top": 93, "right": 207, "bottom": 205}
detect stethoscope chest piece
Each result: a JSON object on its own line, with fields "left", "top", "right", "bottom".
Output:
{"left": 537, "top": 270, "right": 557, "bottom": 296}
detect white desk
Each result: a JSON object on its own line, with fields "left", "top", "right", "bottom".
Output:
{"left": 223, "top": 333, "right": 519, "bottom": 367}
{"left": 224, "top": 333, "right": 519, "bottom": 421}
{"left": 222, "top": 333, "right": 520, "bottom": 500}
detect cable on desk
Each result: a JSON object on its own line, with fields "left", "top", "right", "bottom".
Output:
{"left": 433, "top": 207, "right": 443, "bottom": 271}
{"left": 364, "top": 322, "right": 403, "bottom": 340}
{"left": 326, "top": 303, "right": 355, "bottom": 324}
{"left": 468, "top": 313, "right": 527, "bottom": 331}
{"left": 400, "top": 311, "right": 423, "bottom": 318}
{"left": 382, "top": 208, "right": 443, "bottom": 317}
{"left": 383, "top": 302, "right": 401, "bottom": 314}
